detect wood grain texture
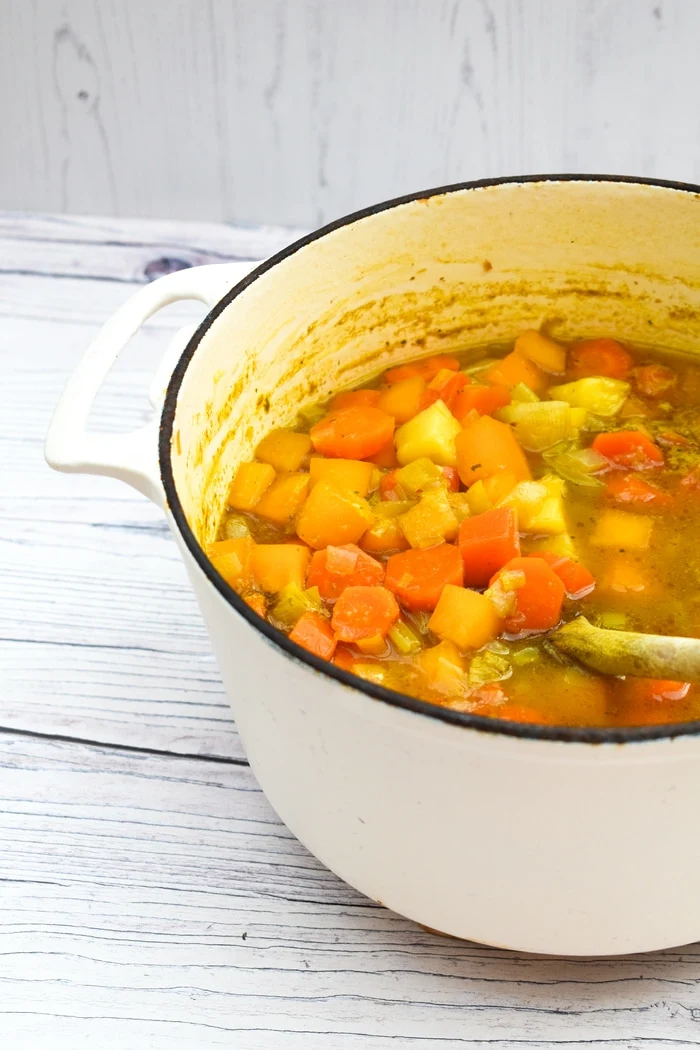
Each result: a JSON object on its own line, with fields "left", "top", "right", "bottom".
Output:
{"left": 2, "top": 0, "right": 699, "bottom": 227}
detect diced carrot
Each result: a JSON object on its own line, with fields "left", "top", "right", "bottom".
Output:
{"left": 310, "top": 405, "right": 395, "bottom": 460}
{"left": 360, "top": 517, "right": 410, "bottom": 555}
{"left": 619, "top": 678, "right": 691, "bottom": 726}
{"left": 456, "top": 415, "right": 532, "bottom": 487}
{"left": 254, "top": 472, "right": 310, "bottom": 526}
{"left": 208, "top": 536, "right": 256, "bottom": 587}
{"left": 490, "top": 556, "right": 565, "bottom": 633}
{"left": 377, "top": 375, "right": 426, "bottom": 424}
{"left": 568, "top": 338, "right": 633, "bottom": 380}
{"left": 635, "top": 363, "right": 676, "bottom": 398}
{"left": 380, "top": 470, "right": 402, "bottom": 500}
{"left": 605, "top": 473, "right": 670, "bottom": 505}
{"left": 244, "top": 592, "right": 267, "bottom": 618}
{"left": 442, "top": 466, "right": 460, "bottom": 491}
{"left": 600, "top": 557, "right": 649, "bottom": 595}
{"left": 420, "top": 371, "right": 469, "bottom": 411}
{"left": 331, "top": 585, "right": 400, "bottom": 642}
{"left": 458, "top": 507, "right": 520, "bottom": 587}
{"left": 384, "top": 355, "right": 460, "bottom": 384}
{"left": 228, "top": 461, "right": 276, "bottom": 512}
{"left": 451, "top": 383, "right": 511, "bottom": 420}
{"left": 333, "top": 645, "right": 355, "bottom": 671}
{"left": 295, "top": 480, "right": 374, "bottom": 549}
{"left": 251, "top": 544, "right": 310, "bottom": 593}
{"left": 308, "top": 457, "right": 374, "bottom": 497}
{"left": 384, "top": 543, "right": 464, "bottom": 611}
{"left": 526, "top": 551, "right": 595, "bottom": 599}
{"left": 255, "top": 429, "right": 312, "bottom": 472}
{"left": 592, "top": 430, "right": 664, "bottom": 470}
{"left": 428, "top": 584, "right": 503, "bottom": 650}
{"left": 367, "top": 437, "right": 400, "bottom": 468}
{"left": 289, "top": 611, "right": 337, "bottom": 660}
{"left": 306, "top": 543, "right": 385, "bottom": 600}
{"left": 484, "top": 351, "right": 548, "bottom": 394}
{"left": 514, "top": 330, "right": 566, "bottom": 374}
{"left": 329, "top": 388, "right": 381, "bottom": 411}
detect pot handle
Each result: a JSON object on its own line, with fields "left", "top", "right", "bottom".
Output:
{"left": 45, "top": 261, "right": 256, "bottom": 507}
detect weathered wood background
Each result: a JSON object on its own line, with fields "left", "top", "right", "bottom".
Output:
{"left": 2, "top": 0, "right": 698, "bottom": 227}
{"left": 3, "top": 211, "right": 700, "bottom": 1046}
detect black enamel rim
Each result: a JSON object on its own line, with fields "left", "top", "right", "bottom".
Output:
{"left": 159, "top": 173, "right": 700, "bottom": 745}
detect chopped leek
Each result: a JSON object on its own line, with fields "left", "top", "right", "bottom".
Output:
{"left": 269, "top": 583, "right": 325, "bottom": 630}
{"left": 548, "top": 377, "right": 630, "bottom": 417}
{"left": 468, "top": 649, "right": 512, "bottom": 687}
{"left": 511, "top": 382, "right": 540, "bottom": 403}
{"left": 224, "top": 513, "right": 252, "bottom": 540}
{"left": 543, "top": 446, "right": 608, "bottom": 488}
{"left": 497, "top": 400, "right": 574, "bottom": 451}
{"left": 393, "top": 457, "right": 446, "bottom": 499}
{"left": 389, "top": 620, "right": 423, "bottom": 655}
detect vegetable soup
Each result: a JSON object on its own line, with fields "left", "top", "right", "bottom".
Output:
{"left": 207, "top": 330, "right": 700, "bottom": 728}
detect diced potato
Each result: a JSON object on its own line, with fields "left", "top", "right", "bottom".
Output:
{"left": 590, "top": 509, "right": 654, "bottom": 550}
{"left": 308, "top": 457, "right": 374, "bottom": 497}
{"left": 254, "top": 472, "right": 310, "bottom": 527}
{"left": 296, "top": 480, "right": 374, "bottom": 549}
{"left": 395, "top": 400, "right": 461, "bottom": 467}
{"left": 393, "top": 457, "right": 446, "bottom": 498}
{"left": 256, "top": 428, "right": 312, "bottom": 472}
{"left": 549, "top": 377, "right": 630, "bottom": 417}
{"left": 207, "top": 536, "right": 255, "bottom": 587}
{"left": 377, "top": 375, "right": 426, "bottom": 423}
{"left": 228, "top": 461, "right": 276, "bottom": 512}
{"left": 499, "top": 475, "right": 567, "bottom": 535}
{"left": 360, "top": 516, "right": 410, "bottom": 555}
{"left": 269, "top": 583, "right": 325, "bottom": 629}
{"left": 417, "top": 639, "right": 469, "bottom": 696}
{"left": 398, "top": 489, "right": 459, "bottom": 548}
{"left": 514, "top": 329, "right": 566, "bottom": 374}
{"left": 465, "top": 480, "right": 492, "bottom": 516}
{"left": 428, "top": 585, "right": 503, "bottom": 651}
{"left": 251, "top": 543, "right": 310, "bottom": 592}
{"left": 483, "top": 470, "right": 518, "bottom": 505}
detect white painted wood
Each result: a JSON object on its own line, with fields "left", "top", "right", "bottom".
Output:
{"left": 2, "top": 0, "right": 700, "bottom": 227}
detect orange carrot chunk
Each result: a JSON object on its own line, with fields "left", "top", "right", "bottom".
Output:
{"left": 635, "top": 363, "right": 676, "bottom": 398}
{"left": 592, "top": 430, "right": 664, "bottom": 470}
{"left": 605, "top": 473, "right": 670, "bottom": 505}
{"left": 384, "top": 355, "right": 460, "bottom": 384}
{"left": 330, "top": 388, "right": 381, "bottom": 411}
{"left": 420, "top": 371, "right": 469, "bottom": 411}
{"left": 484, "top": 351, "right": 548, "bottom": 394}
{"left": 458, "top": 507, "right": 520, "bottom": 587}
{"left": 620, "top": 678, "right": 691, "bottom": 726}
{"left": 289, "top": 611, "right": 337, "bottom": 660}
{"left": 456, "top": 415, "right": 532, "bottom": 487}
{"left": 490, "top": 556, "right": 565, "bottom": 633}
{"left": 385, "top": 544, "right": 464, "bottom": 611}
{"left": 568, "top": 338, "right": 633, "bottom": 379}
{"left": 310, "top": 406, "right": 395, "bottom": 460}
{"left": 451, "top": 383, "right": 511, "bottom": 420}
{"left": 306, "top": 543, "right": 385, "bottom": 600}
{"left": 331, "top": 585, "right": 400, "bottom": 642}
{"left": 526, "top": 551, "right": 595, "bottom": 599}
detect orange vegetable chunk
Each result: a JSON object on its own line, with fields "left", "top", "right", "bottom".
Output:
{"left": 514, "top": 330, "right": 566, "bottom": 374}
{"left": 385, "top": 544, "right": 464, "bottom": 611}
{"left": 490, "top": 556, "right": 565, "bottom": 633}
{"left": 620, "top": 678, "right": 691, "bottom": 726}
{"left": 289, "top": 611, "right": 337, "bottom": 660}
{"left": 367, "top": 437, "right": 400, "bottom": 468}
{"left": 420, "top": 371, "right": 469, "bottom": 411}
{"left": 384, "top": 355, "right": 460, "bottom": 384}
{"left": 484, "top": 351, "right": 548, "bottom": 394}
{"left": 360, "top": 517, "right": 410, "bottom": 555}
{"left": 456, "top": 415, "right": 532, "bottom": 487}
{"left": 377, "top": 375, "right": 426, "bottom": 423}
{"left": 605, "top": 473, "right": 669, "bottom": 505}
{"left": 428, "top": 584, "right": 503, "bottom": 650}
{"left": 331, "top": 585, "right": 400, "bottom": 642}
{"left": 244, "top": 592, "right": 267, "bottom": 618}
{"left": 255, "top": 429, "right": 312, "bottom": 472}
{"left": 306, "top": 543, "right": 385, "bottom": 600}
{"left": 308, "top": 457, "right": 374, "bottom": 496}
{"left": 600, "top": 557, "right": 650, "bottom": 595}
{"left": 592, "top": 430, "right": 664, "bottom": 470}
{"left": 635, "top": 363, "right": 676, "bottom": 398}
{"left": 569, "top": 338, "right": 633, "bottom": 379}
{"left": 330, "top": 389, "right": 381, "bottom": 411}
{"left": 208, "top": 536, "right": 255, "bottom": 587}
{"left": 452, "top": 383, "right": 511, "bottom": 420}
{"left": 527, "top": 551, "right": 595, "bottom": 599}
{"left": 458, "top": 507, "right": 520, "bottom": 587}
{"left": 296, "top": 480, "right": 374, "bottom": 549}
{"left": 310, "top": 406, "right": 395, "bottom": 459}
{"left": 228, "top": 461, "right": 275, "bottom": 512}
{"left": 251, "top": 543, "right": 310, "bottom": 592}
{"left": 254, "top": 472, "right": 310, "bottom": 526}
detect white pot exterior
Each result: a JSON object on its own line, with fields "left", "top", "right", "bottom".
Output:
{"left": 47, "top": 178, "right": 700, "bottom": 954}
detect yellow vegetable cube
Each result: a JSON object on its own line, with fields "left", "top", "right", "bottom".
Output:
{"left": 417, "top": 639, "right": 469, "bottom": 696}
{"left": 393, "top": 457, "right": 446, "bottom": 498}
{"left": 398, "top": 489, "right": 459, "bottom": 548}
{"left": 499, "top": 475, "right": 567, "bottom": 535}
{"left": 207, "top": 536, "right": 255, "bottom": 587}
{"left": 395, "top": 400, "right": 461, "bottom": 467}
{"left": 228, "top": 461, "right": 275, "bottom": 512}
{"left": 447, "top": 492, "right": 472, "bottom": 523}
{"left": 465, "top": 479, "right": 492, "bottom": 515}
{"left": 308, "top": 457, "right": 374, "bottom": 497}
{"left": 590, "top": 509, "right": 653, "bottom": 550}
{"left": 296, "top": 481, "right": 374, "bottom": 549}
{"left": 256, "top": 429, "right": 312, "bottom": 472}
{"left": 251, "top": 543, "right": 310, "bottom": 592}
{"left": 514, "top": 329, "right": 566, "bottom": 374}
{"left": 548, "top": 377, "right": 630, "bottom": 417}
{"left": 428, "top": 585, "right": 503, "bottom": 651}
{"left": 254, "top": 473, "right": 310, "bottom": 527}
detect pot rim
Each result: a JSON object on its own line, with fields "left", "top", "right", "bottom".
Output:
{"left": 159, "top": 173, "right": 700, "bottom": 745}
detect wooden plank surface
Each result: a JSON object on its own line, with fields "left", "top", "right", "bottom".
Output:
{"left": 3, "top": 210, "right": 700, "bottom": 1046}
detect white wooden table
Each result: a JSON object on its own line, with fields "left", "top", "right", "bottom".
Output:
{"left": 3, "top": 212, "right": 700, "bottom": 1049}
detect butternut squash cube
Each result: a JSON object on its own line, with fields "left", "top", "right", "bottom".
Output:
{"left": 428, "top": 584, "right": 503, "bottom": 651}
{"left": 256, "top": 428, "right": 312, "bottom": 472}
{"left": 590, "top": 509, "right": 653, "bottom": 550}
{"left": 251, "top": 543, "right": 310, "bottom": 593}
{"left": 208, "top": 536, "right": 255, "bottom": 588}
{"left": 417, "top": 639, "right": 469, "bottom": 696}
{"left": 254, "top": 473, "right": 310, "bottom": 527}
{"left": 377, "top": 375, "right": 426, "bottom": 423}
{"left": 398, "top": 489, "right": 459, "bottom": 549}
{"left": 227, "top": 461, "right": 275, "bottom": 512}
{"left": 296, "top": 481, "right": 374, "bottom": 549}
{"left": 395, "top": 400, "right": 461, "bottom": 467}
{"left": 514, "top": 329, "right": 566, "bottom": 375}
{"left": 308, "top": 457, "right": 374, "bottom": 497}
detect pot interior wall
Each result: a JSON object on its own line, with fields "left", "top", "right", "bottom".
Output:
{"left": 168, "top": 179, "right": 700, "bottom": 547}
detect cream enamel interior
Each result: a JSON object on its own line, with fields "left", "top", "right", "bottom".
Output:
{"left": 168, "top": 179, "right": 700, "bottom": 547}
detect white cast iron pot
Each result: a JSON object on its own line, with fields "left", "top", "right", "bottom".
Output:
{"left": 46, "top": 176, "right": 700, "bottom": 956}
